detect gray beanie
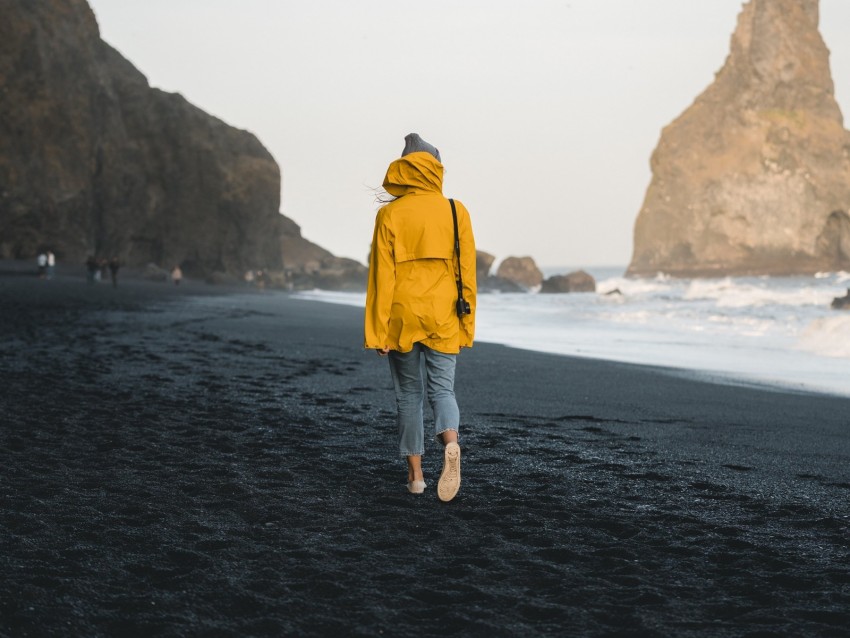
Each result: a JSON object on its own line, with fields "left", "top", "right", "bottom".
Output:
{"left": 402, "top": 133, "right": 441, "bottom": 162}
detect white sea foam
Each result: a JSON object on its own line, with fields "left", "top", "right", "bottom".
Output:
{"left": 797, "top": 315, "right": 850, "bottom": 358}
{"left": 816, "top": 270, "right": 850, "bottom": 283}
{"left": 683, "top": 277, "right": 834, "bottom": 308}
{"left": 294, "top": 271, "right": 850, "bottom": 397}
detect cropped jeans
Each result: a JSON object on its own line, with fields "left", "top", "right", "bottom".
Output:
{"left": 388, "top": 343, "right": 460, "bottom": 457}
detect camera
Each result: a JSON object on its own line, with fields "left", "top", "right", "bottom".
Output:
{"left": 456, "top": 298, "right": 471, "bottom": 317}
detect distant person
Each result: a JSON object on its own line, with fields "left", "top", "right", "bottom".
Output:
{"left": 364, "top": 133, "right": 477, "bottom": 502}
{"left": 46, "top": 250, "right": 56, "bottom": 280}
{"left": 37, "top": 252, "right": 47, "bottom": 279}
{"left": 98, "top": 258, "right": 108, "bottom": 283}
{"left": 108, "top": 257, "right": 120, "bottom": 288}
{"left": 171, "top": 265, "right": 182, "bottom": 285}
{"left": 85, "top": 255, "right": 98, "bottom": 284}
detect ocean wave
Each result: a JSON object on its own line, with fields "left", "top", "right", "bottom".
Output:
{"left": 595, "top": 276, "right": 675, "bottom": 297}
{"left": 796, "top": 315, "right": 850, "bottom": 358}
{"left": 815, "top": 270, "right": 850, "bottom": 282}
{"left": 683, "top": 278, "right": 837, "bottom": 308}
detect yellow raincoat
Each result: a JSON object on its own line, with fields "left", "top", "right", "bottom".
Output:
{"left": 365, "top": 152, "right": 476, "bottom": 354}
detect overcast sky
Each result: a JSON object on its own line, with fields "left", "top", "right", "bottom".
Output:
{"left": 87, "top": 0, "right": 850, "bottom": 269}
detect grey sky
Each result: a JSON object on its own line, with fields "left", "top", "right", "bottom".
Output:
{"left": 87, "top": 0, "right": 850, "bottom": 268}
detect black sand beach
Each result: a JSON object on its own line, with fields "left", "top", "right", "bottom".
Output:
{"left": 1, "top": 269, "right": 849, "bottom": 637}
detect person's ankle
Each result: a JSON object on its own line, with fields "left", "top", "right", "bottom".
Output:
{"left": 441, "top": 431, "right": 458, "bottom": 445}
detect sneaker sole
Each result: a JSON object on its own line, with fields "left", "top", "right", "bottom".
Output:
{"left": 438, "top": 442, "right": 461, "bottom": 502}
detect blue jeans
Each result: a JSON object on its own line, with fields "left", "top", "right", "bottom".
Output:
{"left": 388, "top": 343, "right": 460, "bottom": 457}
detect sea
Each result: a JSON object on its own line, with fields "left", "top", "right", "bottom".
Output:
{"left": 294, "top": 266, "right": 850, "bottom": 398}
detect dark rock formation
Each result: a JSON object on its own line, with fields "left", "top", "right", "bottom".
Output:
{"left": 474, "top": 250, "right": 524, "bottom": 292}
{"left": 0, "top": 0, "right": 338, "bottom": 281}
{"left": 496, "top": 256, "right": 544, "bottom": 290}
{"left": 478, "top": 276, "right": 524, "bottom": 293}
{"left": 541, "top": 270, "right": 597, "bottom": 294}
{"left": 628, "top": 0, "right": 850, "bottom": 277}
{"left": 279, "top": 221, "right": 366, "bottom": 290}
{"left": 831, "top": 288, "right": 850, "bottom": 310}
{"left": 286, "top": 258, "right": 366, "bottom": 291}
{"left": 476, "top": 251, "right": 496, "bottom": 282}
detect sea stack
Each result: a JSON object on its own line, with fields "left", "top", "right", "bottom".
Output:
{"left": 627, "top": 0, "right": 850, "bottom": 277}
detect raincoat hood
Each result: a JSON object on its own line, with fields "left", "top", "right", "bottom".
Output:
{"left": 382, "top": 152, "right": 444, "bottom": 198}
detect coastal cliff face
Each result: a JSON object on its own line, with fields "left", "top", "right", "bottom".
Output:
{"left": 628, "top": 0, "right": 850, "bottom": 277}
{"left": 0, "top": 0, "right": 316, "bottom": 277}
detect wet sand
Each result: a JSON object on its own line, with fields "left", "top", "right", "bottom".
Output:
{"left": 1, "top": 269, "right": 849, "bottom": 637}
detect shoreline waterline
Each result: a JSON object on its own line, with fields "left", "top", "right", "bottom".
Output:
{"left": 293, "top": 270, "right": 850, "bottom": 398}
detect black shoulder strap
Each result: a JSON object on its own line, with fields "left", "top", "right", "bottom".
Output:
{"left": 450, "top": 198, "right": 464, "bottom": 301}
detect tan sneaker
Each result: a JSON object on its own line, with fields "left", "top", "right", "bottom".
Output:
{"left": 407, "top": 480, "right": 426, "bottom": 494}
{"left": 437, "top": 442, "right": 461, "bottom": 502}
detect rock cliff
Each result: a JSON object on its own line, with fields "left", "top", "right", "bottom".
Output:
{"left": 0, "top": 0, "right": 336, "bottom": 281}
{"left": 476, "top": 251, "right": 496, "bottom": 283}
{"left": 541, "top": 270, "right": 596, "bottom": 294}
{"left": 628, "top": 0, "right": 850, "bottom": 277}
{"left": 496, "top": 256, "right": 543, "bottom": 290}
{"left": 475, "top": 251, "right": 527, "bottom": 292}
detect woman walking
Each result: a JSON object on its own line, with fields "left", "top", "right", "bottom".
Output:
{"left": 365, "top": 133, "right": 477, "bottom": 502}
